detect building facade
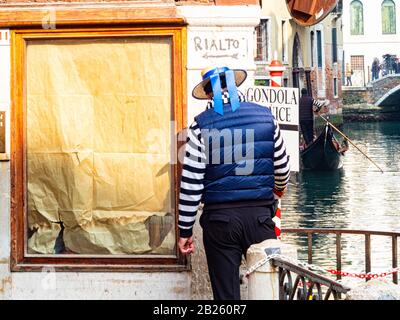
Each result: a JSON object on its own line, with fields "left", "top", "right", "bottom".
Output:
{"left": 343, "top": 0, "right": 400, "bottom": 86}
{"left": 255, "top": 0, "right": 344, "bottom": 115}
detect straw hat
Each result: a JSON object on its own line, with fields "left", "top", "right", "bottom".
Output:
{"left": 192, "top": 66, "right": 247, "bottom": 100}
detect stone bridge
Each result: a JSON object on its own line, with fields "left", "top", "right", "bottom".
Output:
{"left": 343, "top": 75, "right": 400, "bottom": 108}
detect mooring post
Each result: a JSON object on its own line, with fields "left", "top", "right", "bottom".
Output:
{"left": 247, "top": 239, "right": 297, "bottom": 300}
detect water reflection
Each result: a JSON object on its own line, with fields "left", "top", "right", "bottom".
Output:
{"left": 282, "top": 121, "right": 400, "bottom": 282}
{"left": 283, "top": 169, "right": 348, "bottom": 229}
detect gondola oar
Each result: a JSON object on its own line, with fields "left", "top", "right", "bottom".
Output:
{"left": 319, "top": 115, "right": 384, "bottom": 173}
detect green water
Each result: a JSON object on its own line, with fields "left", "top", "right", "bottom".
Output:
{"left": 281, "top": 121, "right": 400, "bottom": 282}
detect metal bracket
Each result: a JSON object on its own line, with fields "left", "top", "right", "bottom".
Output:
{"left": 265, "top": 247, "right": 281, "bottom": 256}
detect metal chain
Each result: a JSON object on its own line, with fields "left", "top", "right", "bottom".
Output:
{"left": 245, "top": 253, "right": 400, "bottom": 281}
{"left": 244, "top": 254, "right": 281, "bottom": 277}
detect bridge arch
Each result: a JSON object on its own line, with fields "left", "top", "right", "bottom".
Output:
{"left": 375, "top": 84, "right": 400, "bottom": 107}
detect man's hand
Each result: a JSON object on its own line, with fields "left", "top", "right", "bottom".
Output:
{"left": 320, "top": 100, "right": 330, "bottom": 114}
{"left": 178, "top": 237, "right": 195, "bottom": 255}
{"left": 273, "top": 187, "right": 287, "bottom": 198}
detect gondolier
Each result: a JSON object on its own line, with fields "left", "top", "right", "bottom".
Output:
{"left": 177, "top": 66, "right": 290, "bottom": 300}
{"left": 299, "top": 88, "right": 328, "bottom": 146}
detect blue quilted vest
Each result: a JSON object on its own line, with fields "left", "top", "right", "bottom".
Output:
{"left": 195, "top": 101, "right": 275, "bottom": 205}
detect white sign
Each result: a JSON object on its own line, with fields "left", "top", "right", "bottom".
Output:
{"left": 245, "top": 86, "right": 300, "bottom": 172}
{"left": 188, "top": 31, "right": 250, "bottom": 67}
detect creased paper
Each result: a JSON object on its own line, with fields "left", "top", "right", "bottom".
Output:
{"left": 26, "top": 37, "right": 175, "bottom": 255}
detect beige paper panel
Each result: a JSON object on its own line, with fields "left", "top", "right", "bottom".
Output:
{"left": 63, "top": 219, "right": 152, "bottom": 255}
{"left": 27, "top": 94, "right": 94, "bottom": 153}
{"left": 27, "top": 152, "right": 93, "bottom": 218}
{"left": 93, "top": 153, "right": 171, "bottom": 213}
{"left": 93, "top": 95, "right": 170, "bottom": 154}
{"left": 26, "top": 37, "right": 174, "bottom": 255}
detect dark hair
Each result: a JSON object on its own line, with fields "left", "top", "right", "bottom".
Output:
{"left": 204, "top": 75, "right": 227, "bottom": 95}
{"left": 301, "top": 88, "right": 308, "bottom": 95}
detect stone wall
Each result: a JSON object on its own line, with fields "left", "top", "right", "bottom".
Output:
{"left": 343, "top": 87, "right": 373, "bottom": 105}
{"left": 343, "top": 75, "right": 400, "bottom": 105}
{"left": 371, "top": 75, "right": 400, "bottom": 103}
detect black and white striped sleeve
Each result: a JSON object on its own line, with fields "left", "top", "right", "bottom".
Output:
{"left": 178, "top": 121, "right": 206, "bottom": 238}
{"left": 312, "top": 99, "right": 325, "bottom": 113}
{"left": 273, "top": 119, "right": 290, "bottom": 191}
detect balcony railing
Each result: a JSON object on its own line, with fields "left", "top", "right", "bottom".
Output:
{"left": 282, "top": 228, "right": 400, "bottom": 285}
{"left": 272, "top": 256, "right": 351, "bottom": 300}
{"left": 267, "top": 228, "right": 400, "bottom": 300}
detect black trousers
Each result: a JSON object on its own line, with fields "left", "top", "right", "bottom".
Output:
{"left": 300, "top": 119, "right": 314, "bottom": 145}
{"left": 200, "top": 206, "right": 276, "bottom": 300}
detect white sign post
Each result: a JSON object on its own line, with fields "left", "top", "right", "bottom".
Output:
{"left": 245, "top": 86, "right": 300, "bottom": 172}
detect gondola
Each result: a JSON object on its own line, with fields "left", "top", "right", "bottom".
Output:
{"left": 301, "top": 124, "right": 345, "bottom": 170}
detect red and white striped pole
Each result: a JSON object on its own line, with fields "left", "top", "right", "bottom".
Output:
{"left": 268, "top": 57, "right": 285, "bottom": 88}
{"left": 267, "top": 54, "right": 285, "bottom": 239}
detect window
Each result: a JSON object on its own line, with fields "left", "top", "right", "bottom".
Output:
{"left": 332, "top": 0, "right": 343, "bottom": 14}
{"left": 351, "top": 55, "right": 365, "bottom": 71}
{"left": 351, "top": 55, "right": 365, "bottom": 84}
{"left": 255, "top": 19, "right": 270, "bottom": 62}
{"left": 310, "top": 31, "right": 315, "bottom": 67}
{"left": 350, "top": 0, "right": 364, "bottom": 35}
{"left": 11, "top": 28, "right": 186, "bottom": 271}
{"left": 283, "top": 78, "right": 289, "bottom": 87}
{"left": 282, "top": 20, "right": 288, "bottom": 63}
{"left": 334, "top": 78, "right": 338, "bottom": 97}
{"left": 382, "top": 0, "right": 396, "bottom": 34}
{"left": 332, "top": 27, "right": 338, "bottom": 63}
{"left": 293, "top": 32, "right": 302, "bottom": 68}
{"left": 317, "top": 30, "right": 323, "bottom": 68}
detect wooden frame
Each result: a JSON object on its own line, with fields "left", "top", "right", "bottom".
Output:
{"left": 0, "top": 2, "right": 183, "bottom": 28}
{"left": 11, "top": 26, "right": 188, "bottom": 272}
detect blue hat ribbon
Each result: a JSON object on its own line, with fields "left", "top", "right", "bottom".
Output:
{"left": 225, "top": 69, "right": 240, "bottom": 112}
{"left": 203, "top": 67, "right": 241, "bottom": 115}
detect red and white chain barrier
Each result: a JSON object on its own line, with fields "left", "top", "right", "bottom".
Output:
{"left": 245, "top": 253, "right": 400, "bottom": 282}
{"left": 327, "top": 268, "right": 400, "bottom": 280}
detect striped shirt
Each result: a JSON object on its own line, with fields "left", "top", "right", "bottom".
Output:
{"left": 312, "top": 99, "right": 327, "bottom": 113}
{"left": 179, "top": 93, "right": 291, "bottom": 238}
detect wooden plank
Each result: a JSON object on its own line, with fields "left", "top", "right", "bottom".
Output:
{"left": 336, "top": 233, "right": 342, "bottom": 288}
{"left": 10, "top": 30, "right": 26, "bottom": 271}
{"left": 393, "top": 236, "right": 398, "bottom": 284}
{"left": 307, "top": 233, "right": 312, "bottom": 264}
{"left": 0, "top": 111, "right": 5, "bottom": 153}
{"left": 0, "top": 2, "right": 185, "bottom": 27}
{"left": 365, "top": 234, "right": 371, "bottom": 281}
{"left": 282, "top": 228, "right": 400, "bottom": 238}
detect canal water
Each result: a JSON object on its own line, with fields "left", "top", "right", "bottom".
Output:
{"left": 281, "top": 121, "right": 400, "bottom": 283}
